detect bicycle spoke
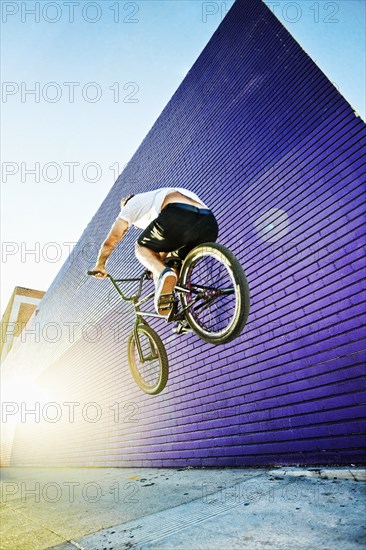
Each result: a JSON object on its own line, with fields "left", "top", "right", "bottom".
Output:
{"left": 186, "top": 254, "right": 238, "bottom": 335}
{"left": 180, "top": 243, "right": 249, "bottom": 345}
{"left": 189, "top": 284, "right": 234, "bottom": 294}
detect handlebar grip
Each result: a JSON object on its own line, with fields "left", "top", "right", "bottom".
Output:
{"left": 88, "top": 270, "right": 104, "bottom": 276}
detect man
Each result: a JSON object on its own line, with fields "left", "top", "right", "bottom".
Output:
{"left": 90, "top": 187, "right": 218, "bottom": 315}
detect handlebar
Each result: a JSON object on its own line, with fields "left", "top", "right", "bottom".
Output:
{"left": 87, "top": 269, "right": 152, "bottom": 301}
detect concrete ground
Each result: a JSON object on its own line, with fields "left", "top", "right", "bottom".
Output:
{"left": 0, "top": 467, "right": 365, "bottom": 550}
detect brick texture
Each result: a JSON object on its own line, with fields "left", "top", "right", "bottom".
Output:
{"left": 4, "top": 0, "right": 366, "bottom": 467}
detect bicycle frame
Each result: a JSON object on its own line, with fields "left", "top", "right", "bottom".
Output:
{"left": 87, "top": 243, "right": 249, "bottom": 393}
{"left": 108, "top": 271, "right": 191, "bottom": 321}
{"left": 106, "top": 272, "right": 187, "bottom": 365}
{"left": 108, "top": 271, "right": 233, "bottom": 321}
{"left": 89, "top": 267, "right": 234, "bottom": 364}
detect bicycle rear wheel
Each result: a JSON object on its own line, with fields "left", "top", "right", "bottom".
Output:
{"left": 179, "top": 243, "right": 250, "bottom": 345}
{"left": 127, "top": 324, "right": 169, "bottom": 394}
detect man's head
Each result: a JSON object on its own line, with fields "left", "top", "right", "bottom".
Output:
{"left": 120, "top": 194, "right": 135, "bottom": 208}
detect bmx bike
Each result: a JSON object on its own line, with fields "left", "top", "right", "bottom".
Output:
{"left": 88, "top": 242, "right": 250, "bottom": 395}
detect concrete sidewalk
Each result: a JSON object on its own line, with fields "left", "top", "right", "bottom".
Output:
{"left": 1, "top": 467, "right": 365, "bottom": 549}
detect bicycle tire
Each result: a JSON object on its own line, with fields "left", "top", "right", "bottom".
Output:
{"left": 179, "top": 243, "right": 250, "bottom": 345}
{"left": 127, "top": 324, "right": 169, "bottom": 395}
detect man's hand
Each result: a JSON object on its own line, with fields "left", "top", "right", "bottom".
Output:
{"left": 90, "top": 266, "right": 109, "bottom": 278}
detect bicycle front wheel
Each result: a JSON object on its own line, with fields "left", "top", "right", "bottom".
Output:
{"left": 127, "top": 324, "right": 169, "bottom": 395}
{"left": 179, "top": 243, "right": 250, "bottom": 345}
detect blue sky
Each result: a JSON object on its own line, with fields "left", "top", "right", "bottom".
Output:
{"left": 1, "top": 0, "right": 365, "bottom": 315}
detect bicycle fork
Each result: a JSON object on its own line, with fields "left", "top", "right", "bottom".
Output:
{"left": 133, "top": 319, "right": 159, "bottom": 363}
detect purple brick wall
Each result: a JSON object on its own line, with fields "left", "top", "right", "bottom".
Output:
{"left": 7, "top": 0, "right": 366, "bottom": 466}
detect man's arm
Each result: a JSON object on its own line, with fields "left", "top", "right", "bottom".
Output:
{"left": 90, "top": 218, "right": 129, "bottom": 278}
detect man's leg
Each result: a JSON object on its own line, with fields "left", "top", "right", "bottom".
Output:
{"left": 135, "top": 243, "right": 166, "bottom": 281}
{"left": 135, "top": 243, "right": 177, "bottom": 316}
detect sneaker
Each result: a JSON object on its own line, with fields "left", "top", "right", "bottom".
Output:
{"left": 154, "top": 268, "right": 177, "bottom": 316}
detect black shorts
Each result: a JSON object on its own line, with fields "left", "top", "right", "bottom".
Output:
{"left": 137, "top": 203, "right": 219, "bottom": 259}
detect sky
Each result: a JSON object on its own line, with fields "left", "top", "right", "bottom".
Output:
{"left": 1, "top": 0, "right": 365, "bottom": 317}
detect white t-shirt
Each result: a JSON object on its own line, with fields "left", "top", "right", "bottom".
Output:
{"left": 118, "top": 187, "right": 208, "bottom": 229}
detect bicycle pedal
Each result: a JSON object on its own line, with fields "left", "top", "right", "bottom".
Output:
{"left": 159, "top": 294, "right": 175, "bottom": 305}
{"left": 172, "top": 322, "right": 193, "bottom": 335}
{"left": 158, "top": 297, "right": 174, "bottom": 315}
{"left": 172, "top": 327, "right": 192, "bottom": 335}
